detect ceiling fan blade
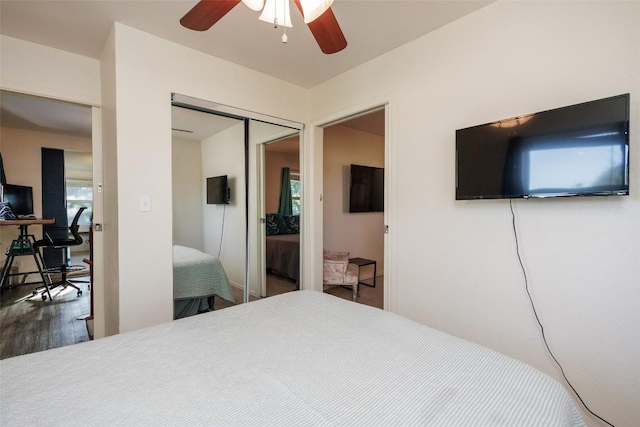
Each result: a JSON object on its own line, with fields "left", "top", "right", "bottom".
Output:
{"left": 180, "top": 0, "right": 241, "bottom": 31}
{"left": 294, "top": 0, "right": 347, "bottom": 55}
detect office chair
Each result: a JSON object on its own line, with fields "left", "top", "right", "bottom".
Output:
{"left": 33, "top": 207, "right": 87, "bottom": 301}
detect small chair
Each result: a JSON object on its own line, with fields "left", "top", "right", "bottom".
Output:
{"left": 323, "top": 249, "right": 359, "bottom": 301}
{"left": 33, "top": 207, "right": 87, "bottom": 300}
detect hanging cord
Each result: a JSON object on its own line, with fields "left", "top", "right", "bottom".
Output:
{"left": 509, "top": 199, "right": 614, "bottom": 427}
{"left": 217, "top": 204, "right": 226, "bottom": 260}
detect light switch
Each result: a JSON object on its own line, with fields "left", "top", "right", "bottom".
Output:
{"left": 140, "top": 194, "right": 152, "bottom": 212}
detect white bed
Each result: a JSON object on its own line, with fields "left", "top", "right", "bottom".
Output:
{"left": 0, "top": 291, "right": 584, "bottom": 426}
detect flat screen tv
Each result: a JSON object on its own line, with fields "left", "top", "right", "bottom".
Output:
{"left": 206, "top": 175, "right": 229, "bottom": 204}
{"left": 2, "top": 184, "right": 34, "bottom": 216}
{"left": 349, "top": 164, "right": 384, "bottom": 213}
{"left": 456, "top": 94, "right": 630, "bottom": 200}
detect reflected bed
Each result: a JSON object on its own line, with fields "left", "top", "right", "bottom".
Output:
{"left": 173, "top": 245, "right": 235, "bottom": 318}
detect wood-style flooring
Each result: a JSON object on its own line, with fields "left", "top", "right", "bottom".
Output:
{"left": 324, "top": 275, "right": 384, "bottom": 309}
{"left": 0, "top": 280, "right": 90, "bottom": 360}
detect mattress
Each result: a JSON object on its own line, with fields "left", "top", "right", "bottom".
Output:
{"left": 0, "top": 291, "right": 584, "bottom": 426}
{"left": 266, "top": 233, "right": 299, "bottom": 283}
{"left": 172, "top": 245, "right": 234, "bottom": 303}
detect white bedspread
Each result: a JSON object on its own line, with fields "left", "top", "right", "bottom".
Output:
{"left": 0, "top": 291, "right": 584, "bottom": 426}
{"left": 172, "top": 245, "right": 234, "bottom": 302}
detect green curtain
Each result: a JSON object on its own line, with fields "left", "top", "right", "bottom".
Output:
{"left": 278, "top": 167, "right": 292, "bottom": 216}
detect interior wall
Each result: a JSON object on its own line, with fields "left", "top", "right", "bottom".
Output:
{"left": 323, "top": 125, "right": 384, "bottom": 276}
{"left": 264, "top": 150, "right": 299, "bottom": 213}
{"left": 0, "top": 35, "right": 101, "bottom": 107}
{"left": 109, "top": 23, "right": 308, "bottom": 332}
{"left": 0, "top": 127, "right": 91, "bottom": 272}
{"left": 172, "top": 137, "right": 203, "bottom": 250}
{"left": 309, "top": 2, "right": 640, "bottom": 426}
{"left": 201, "top": 123, "right": 245, "bottom": 288}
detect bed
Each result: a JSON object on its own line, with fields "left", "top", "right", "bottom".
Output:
{"left": 266, "top": 233, "right": 300, "bottom": 283}
{"left": 0, "top": 291, "right": 584, "bottom": 426}
{"left": 173, "top": 245, "right": 235, "bottom": 318}
{"left": 265, "top": 213, "right": 300, "bottom": 283}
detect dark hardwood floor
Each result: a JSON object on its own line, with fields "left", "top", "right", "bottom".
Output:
{"left": 0, "top": 278, "right": 90, "bottom": 360}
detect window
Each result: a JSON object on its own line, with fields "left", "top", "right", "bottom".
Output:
{"left": 290, "top": 170, "right": 300, "bottom": 216}
{"left": 66, "top": 179, "right": 93, "bottom": 225}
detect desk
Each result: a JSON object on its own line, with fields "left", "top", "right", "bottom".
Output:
{"left": 349, "top": 257, "right": 377, "bottom": 288}
{"left": 1, "top": 218, "right": 55, "bottom": 298}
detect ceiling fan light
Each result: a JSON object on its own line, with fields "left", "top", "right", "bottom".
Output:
{"left": 259, "top": 0, "right": 293, "bottom": 27}
{"left": 242, "top": 0, "right": 265, "bottom": 11}
{"left": 300, "top": 0, "right": 333, "bottom": 23}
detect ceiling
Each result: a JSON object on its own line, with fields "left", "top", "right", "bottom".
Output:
{"left": 0, "top": 0, "right": 492, "bottom": 89}
{"left": 1, "top": 1, "right": 490, "bottom": 139}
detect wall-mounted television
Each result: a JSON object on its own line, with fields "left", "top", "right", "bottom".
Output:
{"left": 2, "top": 184, "right": 34, "bottom": 216}
{"left": 349, "top": 164, "right": 384, "bottom": 213}
{"left": 206, "top": 175, "right": 229, "bottom": 204}
{"left": 456, "top": 94, "right": 630, "bottom": 200}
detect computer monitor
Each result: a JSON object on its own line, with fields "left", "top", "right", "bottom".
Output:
{"left": 2, "top": 184, "right": 34, "bottom": 216}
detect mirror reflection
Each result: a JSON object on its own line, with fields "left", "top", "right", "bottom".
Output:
{"left": 171, "top": 106, "right": 245, "bottom": 318}
{"left": 261, "top": 135, "right": 301, "bottom": 298}
{"left": 171, "top": 101, "right": 303, "bottom": 319}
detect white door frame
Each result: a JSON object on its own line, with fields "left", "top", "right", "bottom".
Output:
{"left": 306, "top": 94, "right": 395, "bottom": 311}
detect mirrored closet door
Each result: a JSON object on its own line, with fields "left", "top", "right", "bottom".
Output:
{"left": 170, "top": 94, "right": 303, "bottom": 319}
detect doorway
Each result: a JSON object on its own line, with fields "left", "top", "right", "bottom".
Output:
{"left": 321, "top": 108, "right": 386, "bottom": 309}
{"left": 0, "top": 90, "right": 99, "bottom": 358}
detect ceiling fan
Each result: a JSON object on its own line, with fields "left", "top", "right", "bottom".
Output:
{"left": 180, "top": 0, "right": 347, "bottom": 54}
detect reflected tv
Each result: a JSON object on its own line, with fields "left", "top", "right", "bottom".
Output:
{"left": 206, "top": 175, "right": 229, "bottom": 204}
{"left": 456, "top": 94, "right": 630, "bottom": 200}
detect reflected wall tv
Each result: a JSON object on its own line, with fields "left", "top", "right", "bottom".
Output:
{"left": 456, "top": 94, "right": 630, "bottom": 200}
{"left": 206, "top": 175, "right": 229, "bottom": 204}
{"left": 349, "top": 164, "right": 384, "bottom": 212}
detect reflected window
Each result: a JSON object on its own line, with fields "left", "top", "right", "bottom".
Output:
{"left": 291, "top": 170, "right": 300, "bottom": 216}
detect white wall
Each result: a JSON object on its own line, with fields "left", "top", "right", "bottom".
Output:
{"left": 106, "top": 24, "right": 308, "bottom": 332}
{"left": 172, "top": 137, "right": 203, "bottom": 250}
{"left": 323, "top": 125, "right": 384, "bottom": 276}
{"left": 0, "top": 35, "right": 100, "bottom": 106}
{"left": 309, "top": 2, "right": 640, "bottom": 426}
{"left": 201, "top": 124, "right": 245, "bottom": 288}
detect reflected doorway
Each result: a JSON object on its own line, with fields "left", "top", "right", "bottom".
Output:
{"left": 261, "top": 136, "right": 301, "bottom": 298}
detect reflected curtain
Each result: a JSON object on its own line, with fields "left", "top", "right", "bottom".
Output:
{"left": 278, "top": 167, "right": 292, "bottom": 216}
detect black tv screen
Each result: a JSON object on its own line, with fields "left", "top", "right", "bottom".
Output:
{"left": 2, "top": 184, "right": 34, "bottom": 216}
{"left": 456, "top": 94, "right": 630, "bottom": 200}
{"left": 206, "top": 175, "right": 229, "bottom": 204}
{"left": 349, "top": 164, "right": 384, "bottom": 213}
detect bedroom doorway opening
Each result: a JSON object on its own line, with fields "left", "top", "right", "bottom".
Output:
{"left": 321, "top": 108, "right": 386, "bottom": 309}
